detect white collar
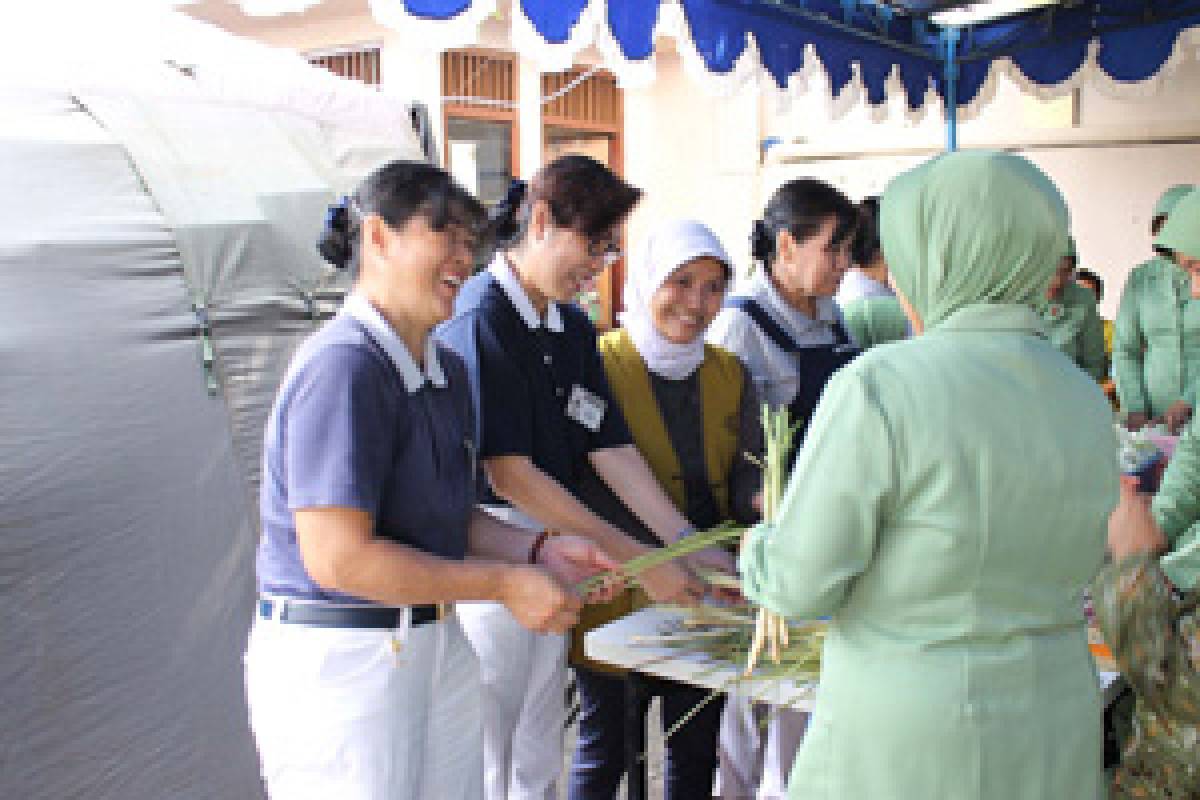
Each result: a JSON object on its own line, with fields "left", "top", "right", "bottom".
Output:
{"left": 488, "top": 253, "right": 565, "bottom": 332}
{"left": 342, "top": 293, "right": 446, "bottom": 394}
{"left": 751, "top": 270, "right": 840, "bottom": 331}
{"left": 836, "top": 270, "right": 893, "bottom": 304}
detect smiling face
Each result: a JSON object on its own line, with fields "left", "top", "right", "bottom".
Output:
{"left": 518, "top": 200, "right": 624, "bottom": 307}
{"left": 364, "top": 212, "right": 475, "bottom": 329}
{"left": 771, "top": 215, "right": 852, "bottom": 301}
{"left": 648, "top": 256, "right": 729, "bottom": 345}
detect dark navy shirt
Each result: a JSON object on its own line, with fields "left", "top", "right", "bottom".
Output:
{"left": 436, "top": 256, "right": 632, "bottom": 502}
{"left": 256, "top": 296, "right": 476, "bottom": 602}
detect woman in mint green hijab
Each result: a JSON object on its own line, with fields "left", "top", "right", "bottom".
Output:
{"left": 739, "top": 151, "right": 1118, "bottom": 800}
{"left": 1113, "top": 183, "right": 1199, "bottom": 431}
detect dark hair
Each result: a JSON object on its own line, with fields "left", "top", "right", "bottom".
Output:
{"left": 1152, "top": 214, "right": 1168, "bottom": 237}
{"left": 851, "top": 196, "right": 881, "bottom": 267}
{"left": 317, "top": 160, "right": 485, "bottom": 272}
{"left": 490, "top": 154, "right": 642, "bottom": 247}
{"left": 751, "top": 178, "right": 857, "bottom": 268}
{"left": 1075, "top": 268, "right": 1104, "bottom": 301}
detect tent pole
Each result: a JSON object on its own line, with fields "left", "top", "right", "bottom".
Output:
{"left": 943, "top": 27, "right": 961, "bottom": 152}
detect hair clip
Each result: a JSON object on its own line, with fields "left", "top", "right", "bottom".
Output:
{"left": 324, "top": 196, "right": 352, "bottom": 233}
{"left": 498, "top": 178, "right": 527, "bottom": 213}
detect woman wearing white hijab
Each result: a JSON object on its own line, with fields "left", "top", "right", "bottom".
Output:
{"left": 568, "top": 220, "right": 763, "bottom": 800}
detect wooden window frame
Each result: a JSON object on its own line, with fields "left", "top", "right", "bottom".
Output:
{"left": 305, "top": 42, "right": 383, "bottom": 86}
{"left": 542, "top": 68, "right": 625, "bottom": 327}
{"left": 442, "top": 49, "right": 520, "bottom": 179}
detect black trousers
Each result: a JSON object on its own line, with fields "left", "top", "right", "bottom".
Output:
{"left": 568, "top": 666, "right": 724, "bottom": 800}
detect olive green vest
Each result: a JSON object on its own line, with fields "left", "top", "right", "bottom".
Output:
{"left": 597, "top": 328, "right": 743, "bottom": 520}
{"left": 570, "top": 330, "right": 746, "bottom": 673}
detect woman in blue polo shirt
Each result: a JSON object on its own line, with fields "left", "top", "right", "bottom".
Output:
{"left": 244, "top": 161, "right": 618, "bottom": 800}
{"left": 707, "top": 177, "right": 859, "bottom": 799}
{"left": 438, "top": 155, "right": 723, "bottom": 800}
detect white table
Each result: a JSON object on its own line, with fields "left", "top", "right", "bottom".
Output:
{"left": 586, "top": 606, "right": 1122, "bottom": 704}
{"left": 585, "top": 605, "right": 816, "bottom": 711}
{"left": 587, "top": 607, "right": 1127, "bottom": 799}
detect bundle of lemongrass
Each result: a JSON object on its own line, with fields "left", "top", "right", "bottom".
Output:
{"left": 577, "top": 406, "right": 807, "bottom": 677}
{"left": 742, "top": 404, "right": 799, "bottom": 675}
{"left": 633, "top": 602, "right": 824, "bottom": 684}
{"left": 575, "top": 521, "right": 744, "bottom": 596}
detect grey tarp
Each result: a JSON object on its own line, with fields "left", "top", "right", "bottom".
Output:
{"left": 0, "top": 35, "right": 426, "bottom": 799}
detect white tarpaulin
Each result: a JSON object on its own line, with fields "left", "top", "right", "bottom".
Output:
{"left": 1, "top": 5, "right": 428, "bottom": 798}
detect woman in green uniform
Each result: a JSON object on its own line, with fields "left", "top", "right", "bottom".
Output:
{"left": 1041, "top": 237, "right": 1106, "bottom": 381}
{"left": 1114, "top": 184, "right": 1198, "bottom": 431}
{"left": 739, "top": 151, "right": 1119, "bottom": 800}
{"left": 1143, "top": 188, "right": 1200, "bottom": 592}
{"left": 837, "top": 196, "right": 910, "bottom": 348}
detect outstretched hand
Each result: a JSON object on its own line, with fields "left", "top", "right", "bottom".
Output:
{"left": 537, "top": 534, "right": 624, "bottom": 603}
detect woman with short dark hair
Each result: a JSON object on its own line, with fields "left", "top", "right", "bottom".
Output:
{"left": 438, "top": 155, "right": 724, "bottom": 800}
{"left": 837, "top": 195, "right": 909, "bottom": 348}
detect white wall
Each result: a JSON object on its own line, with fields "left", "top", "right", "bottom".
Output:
{"left": 184, "top": 2, "right": 1200, "bottom": 315}
{"left": 760, "top": 63, "right": 1200, "bottom": 317}
{"left": 623, "top": 45, "right": 763, "bottom": 281}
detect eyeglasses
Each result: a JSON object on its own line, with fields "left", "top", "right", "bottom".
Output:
{"left": 586, "top": 236, "right": 622, "bottom": 265}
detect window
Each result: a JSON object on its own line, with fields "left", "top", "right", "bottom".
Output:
{"left": 306, "top": 45, "right": 382, "bottom": 86}
{"left": 442, "top": 49, "right": 519, "bottom": 209}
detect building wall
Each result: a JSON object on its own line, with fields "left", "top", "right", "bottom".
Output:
{"left": 622, "top": 44, "right": 763, "bottom": 281}
{"left": 186, "top": 3, "right": 1200, "bottom": 317}
{"left": 761, "top": 59, "right": 1200, "bottom": 317}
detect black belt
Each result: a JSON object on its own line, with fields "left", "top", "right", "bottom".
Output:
{"left": 257, "top": 598, "right": 444, "bottom": 629}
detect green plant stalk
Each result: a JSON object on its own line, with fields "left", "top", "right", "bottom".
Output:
{"left": 746, "top": 404, "right": 801, "bottom": 675}
{"left": 575, "top": 521, "right": 744, "bottom": 595}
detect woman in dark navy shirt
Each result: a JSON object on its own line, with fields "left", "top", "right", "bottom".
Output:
{"left": 438, "top": 156, "right": 731, "bottom": 799}
{"left": 244, "top": 161, "right": 616, "bottom": 800}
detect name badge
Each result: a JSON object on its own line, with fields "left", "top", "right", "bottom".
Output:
{"left": 566, "top": 385, "right": 606, "bottom": 432}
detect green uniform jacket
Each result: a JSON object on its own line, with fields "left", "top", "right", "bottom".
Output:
{"left": 1114, "top": 256, "right": 1200, "bottom": 417}
{"left": 839, "top": 295, "right": 910, "bottom": 348}
{"left": 1092, "top": 554, "right": 1200, "bottom": 799}
{"left": 1151, "top": 416, "right": 1200, "bottom": 590}
{"left": 1041, "top": 281, "right": 1107, "bottom": 381}
{"left": 740, "top": 304, "right": 1118, "bottom": 800}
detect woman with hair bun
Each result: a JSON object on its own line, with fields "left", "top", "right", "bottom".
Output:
{"left": 438, "top": 155, "right": 727, "bottom": 800}
{"left": 245, "top": 160, "right": 618, "bottom": 799}
{"left": 707, "top": 176, "right": 859, "bottom": 799}
{"left": 740, "top": 150, "right": 1116, "bottom": 800}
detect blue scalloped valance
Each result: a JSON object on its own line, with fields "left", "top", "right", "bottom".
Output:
{"left": 403, "top": 0, "right": 1200, "bottom": 110}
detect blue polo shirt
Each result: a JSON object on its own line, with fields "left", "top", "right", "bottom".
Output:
{"left": 436, "top": 255, "right": 631, "bottom": 503}
{"left": 256, "top": 295, "right": 477, "bottom": 603}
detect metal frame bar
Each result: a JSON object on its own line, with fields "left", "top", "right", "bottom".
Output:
{"left": 724, "top": 0, "right": 1200, "bottom": 151}
{"left": 943, "top": 26, "right": 960, "bottom": 151}
{"left": 738, "top": 0, "right": 942, "bottom": 62}
{"left": 958, "top": 2, "right": 1200, "bottom": 63}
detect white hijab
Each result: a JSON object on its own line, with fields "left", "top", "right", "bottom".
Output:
{"left": 619, "top": 220, "right": 732, "bottom": 380}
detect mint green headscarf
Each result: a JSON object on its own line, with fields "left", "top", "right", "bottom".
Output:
{"left": 1154, "top": 184, "right": 1196, "bottom": 219}
{"left": 1155, "top": 188, "right": 1200, "bottom": 261}
{"left": 879, "top": 150, "right": 1068, "bottom": 330}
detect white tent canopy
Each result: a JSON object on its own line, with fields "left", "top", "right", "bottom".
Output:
{"left": 1, "top": 5, "right": 427, "bottom": 798}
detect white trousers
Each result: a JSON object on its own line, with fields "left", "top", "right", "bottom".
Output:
{"left": 244, "top": 611, "right": 484, "bottom": 800}
{"left": 716, "top": 691, "right": 810, "bottom": 799}
{"left": 456, "top": 601, "right": 566, "bottom": 800}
